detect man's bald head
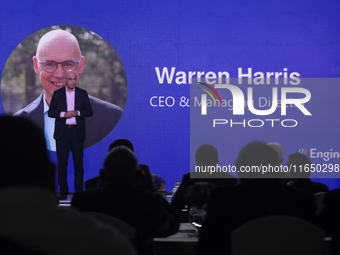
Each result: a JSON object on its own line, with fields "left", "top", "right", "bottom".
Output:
{"left": 36, "top": 29, "right": 81, "bottom": 60}
{"left": 33, "top": 29, "right": 85, "bottom": 105}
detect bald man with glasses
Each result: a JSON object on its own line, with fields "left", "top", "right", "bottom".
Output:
{"left": 14, "top": 29, "right": 123, "bottom": 152}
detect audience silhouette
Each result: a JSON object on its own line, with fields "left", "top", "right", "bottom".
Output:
{"left": 267, "top": 142, "right": 284, "bottom": 165}
{"left": 0, "top": 115, "right": 137, "bottom": 255}
{"left": 171, "top": 144, "right": 237, "bottom": 212}
{"left": 85, "top": 139, "right": 134, "bottom": 190}
{"left": 0, "top": 116, "right": 336, "bottom": 254}
{"left": 71, "top": 146, "right": 180, "bottom": 255}
{"left": 287, "top": 152, "right": 329, "bottom": 194}
{"left": 197, "top": 141, "right": 318, "bottom": 255}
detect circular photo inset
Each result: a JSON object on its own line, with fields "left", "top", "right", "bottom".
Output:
{"left": 1, "top": 25, "right": 127, "bottom": 151}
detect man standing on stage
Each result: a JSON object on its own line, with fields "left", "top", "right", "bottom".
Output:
{"left": 49, "top": 70, "right": 93, "bottom": 200}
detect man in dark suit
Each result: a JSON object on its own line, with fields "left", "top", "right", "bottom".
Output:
{"left": 49, "top": 70, "right": 93, "bottom": 199}
{"left": 15, "top": 93, "right": 122, "bottom": 150}
{"left": 14, "top": 29, "right": 122, "bottom": 151}
{"left": 197, "top": 141, "right": 318, "bottom": 255}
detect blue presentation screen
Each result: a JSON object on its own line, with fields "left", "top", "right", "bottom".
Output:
{"left": 1, "top": 0, "right": 340, "bottom": 191}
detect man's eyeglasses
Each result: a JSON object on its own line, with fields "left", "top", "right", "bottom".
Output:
{"left": 38, "top": 59, "right": 81, "bottom": 73}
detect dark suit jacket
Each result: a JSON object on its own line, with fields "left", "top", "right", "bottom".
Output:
{"left": 14, "top": 92, "right": 122, "bottom": 147}
{"left": 197, "top": 179, "right": 318, "bottom": 255}
{"left": 48, "top": 87, "right": 93, "bottom": 141}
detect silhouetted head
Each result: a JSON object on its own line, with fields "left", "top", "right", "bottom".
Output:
{"left": 152, "top": 175, "right": 166, "bottom": 191}
{"left": 267, "top": 142, "right": 284, "bottom": 165}
{"left": 0, "top": 115, "right": 55, "bottom": 190}
{"left": 288, "top": 152, "right": 311, "bottom": 179}
{"left": 100, "top": 146, "right": 139, "bottom": 187}
{"left": 236, "top": 141, "right": 279, "bottom": 179}
{"left": 108, "top": 139, "right": 134, "bottom": 152}
{"left": 195, "top": 144, "right": 219, "bottom": 166}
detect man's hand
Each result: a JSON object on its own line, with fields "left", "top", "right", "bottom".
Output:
{"left": 65, "top": 111, "right": 78, "bottom": 118}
